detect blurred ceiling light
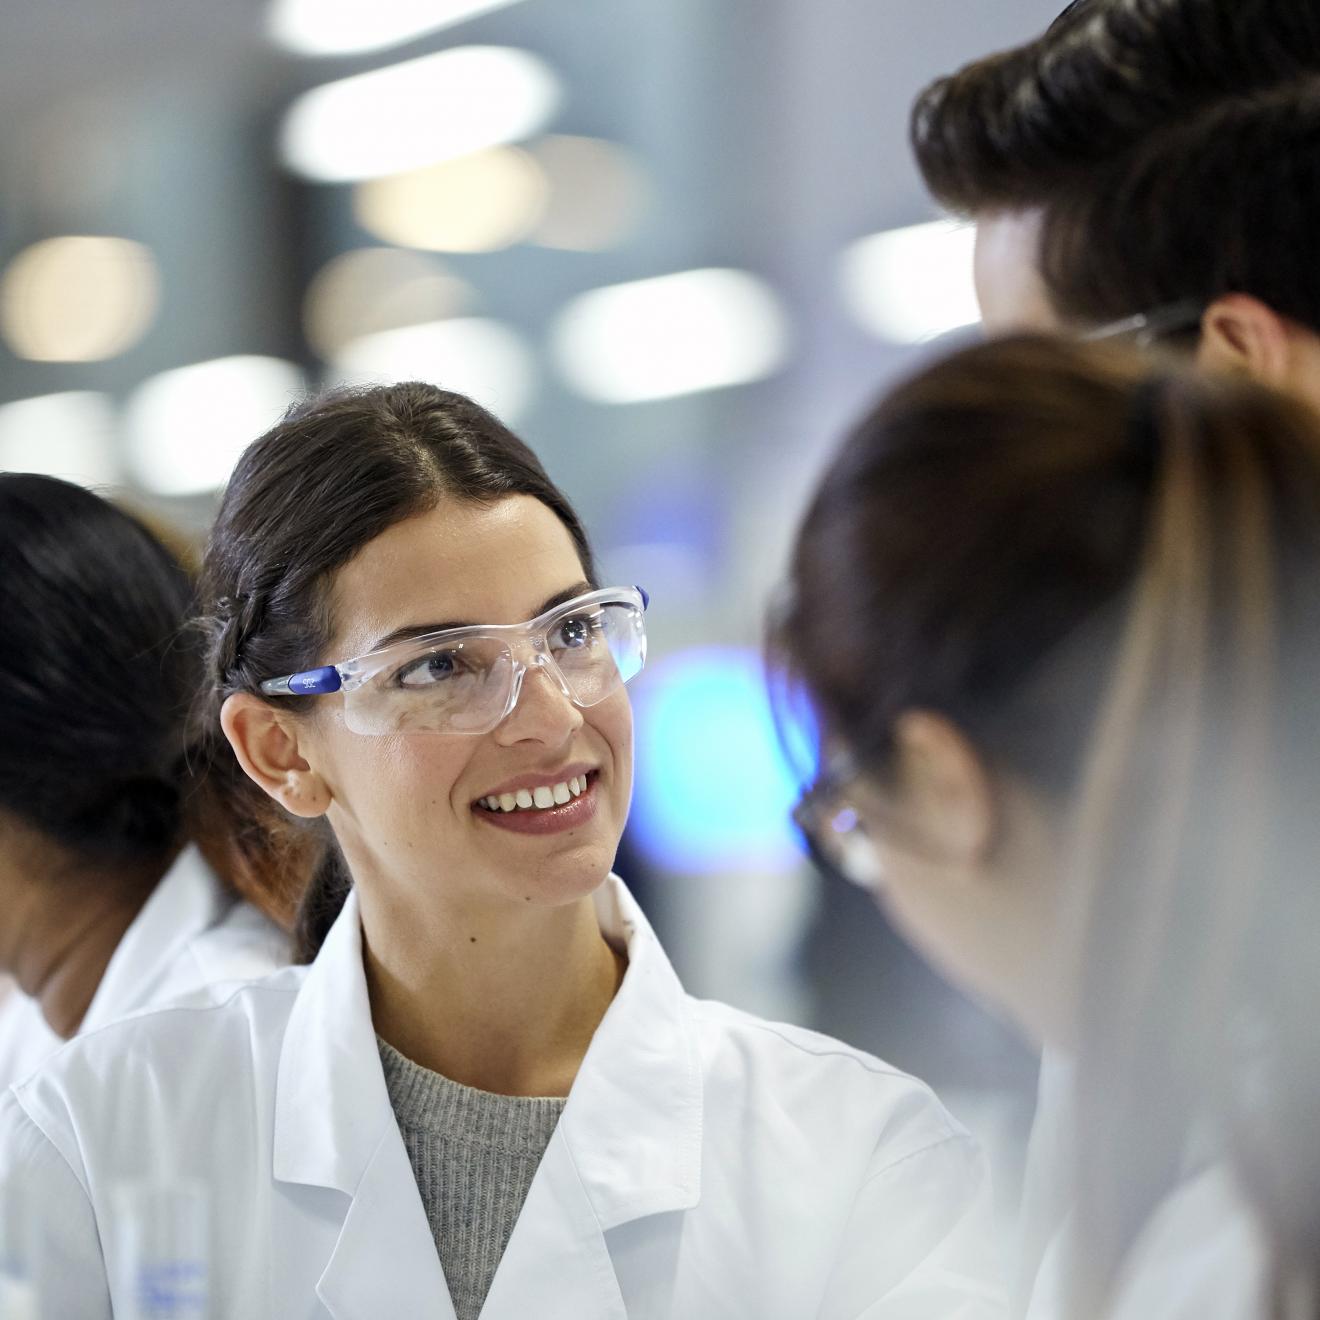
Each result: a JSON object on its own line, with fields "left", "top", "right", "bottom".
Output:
{"left": 529, "top": 136, "right": 648, "bottom": 251}
{"left": 0, "top": 392, "right": 120, "bottom": 487}
{"left": 268, "top": 0, "right": 528, "bottom": 56}
{"left": 304, "top": 247, "right": 476, "bottom": 358}
{"left": 124, "top": 356, "right": 305, "bottom": 497}
{"left": 838, "top": 219, "right": 979, "bottom": 342}
{"left": 0, "top": 237, "right": 159, "bottom": 363}
{"left": 550, "top": 268, "right": 789, "bottom": 404}
{"left": 332, "top": 317, "right": 535, "bottom": 425}
{"left": 280, "top": 46, "right": 561, "bottom": 183}
{"left": 354, "top": 147, "right": 549, "bottom": 252}
{"left": 271, "top": 0, "right": 530, "bottom": 56}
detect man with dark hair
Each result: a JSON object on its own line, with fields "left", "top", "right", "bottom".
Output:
{"left": 910, "top": 4, "right": 1320, "bottom": 1313}
{"left": 911, "top": 0, "right": 1320, "bottom": 410}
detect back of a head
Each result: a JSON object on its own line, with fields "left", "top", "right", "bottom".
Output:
{"left": 912, "top": 0, "right": 1320, "bottom": 213}
{"left": 776, "top": 335, "right": 1320, "bottom": 1316}
{"left": 0, "top": 474, "right": 196, "bottom": 863}
{"left": 194, "top": 380, "right": 597, "bottom": 955}
{"left": 911, "top": 0, "right": 1320, "bottom": 331}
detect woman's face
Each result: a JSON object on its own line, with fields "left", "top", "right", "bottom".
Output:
{"left": 842, "top": 750, "right": 1071, "bottom": 1047}
{"left": 297, "top": 494, "right": 633, "bottom": 918}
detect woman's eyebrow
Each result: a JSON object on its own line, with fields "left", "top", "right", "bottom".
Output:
{"left": 365, "top": 581, "right": 594, "bottom": 653}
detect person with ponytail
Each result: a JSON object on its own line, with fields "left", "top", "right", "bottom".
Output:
{"left": 0, "top": 383, "right": 1004, "bottom": 1318}
{"left": 0, "top": 474, "right": 290, "bottom": 1087}
{"left": 909, "top": 5, "right": 1320, "bottom": 1304}
{"left": 772, "top": 333, "right": 1320, "bottom": 1318}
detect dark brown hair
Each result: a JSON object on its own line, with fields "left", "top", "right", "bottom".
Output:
{"left": 773, "top": 335, "right": 1320, "bottom": 1317}
{"left": 0, "top": 475, "right": 196, "bottom": 863}
{"left": 193, "top": 381, "right": 598, "bottom": 962}
{"left": 910, "top": 0, "right": 1320, "bottom": 331}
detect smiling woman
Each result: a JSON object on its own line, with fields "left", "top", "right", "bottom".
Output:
{"left": 0, "top": 382, "right": 1004, "bottom": 1319}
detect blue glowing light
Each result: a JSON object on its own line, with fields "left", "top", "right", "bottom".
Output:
{"left": 630, "top": 646, "right": 805, "bottom": 873}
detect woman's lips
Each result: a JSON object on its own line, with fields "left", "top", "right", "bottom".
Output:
{"left": 471, "top": 772, "right": 600, "bottom": 835}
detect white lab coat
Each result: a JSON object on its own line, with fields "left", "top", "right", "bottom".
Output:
{"left": 1019, "top": 1053, "right": 1268, "bottom": 1319}
{"left": 0, "top": 875, "right": 1006, "bottom": 1319}
{"left": 0, "top": 844, "right": 289, "bottom": 1091}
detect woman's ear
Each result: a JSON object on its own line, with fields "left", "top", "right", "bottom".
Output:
{"left": 1198, "top": 294, "right": 1293, "bottom": 385}
{"left": 220, "top": 692, "right": 331, "bottom": 819}
{"left": 890, "top": 710, "right": 997, "bottom": 865}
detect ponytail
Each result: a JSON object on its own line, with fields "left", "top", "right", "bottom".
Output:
{"left": 1065, "top": 374, "right": 1300, "bottom": 1316}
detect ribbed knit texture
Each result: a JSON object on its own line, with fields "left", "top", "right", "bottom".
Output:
{"left": 377, "top": 1036, "right": 566, "bottom": 1320}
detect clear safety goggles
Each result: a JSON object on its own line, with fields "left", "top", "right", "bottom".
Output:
{"left": 259, "top": 585, "right": 648, "bottom": 736}
{"left": 792, "top": 748, "right": 885, "bottom": 891}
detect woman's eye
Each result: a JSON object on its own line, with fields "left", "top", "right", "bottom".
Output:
{"left": 554, "top": 614, "right": 600, "bottom": 649}
{"left": 396, "top": 651, "right": 460, "bottom": 688}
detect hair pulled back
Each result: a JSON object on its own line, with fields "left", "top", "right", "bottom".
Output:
{"left": 0, "top": 474, "right": 196, "bottom": 864}
{"left": 910, "top": 0, "right": 1320, "bottom": 331}
{"left": 194, "top": 381, "right": 598, "bottom": 963}
{"left": 774, "top": 335, "right": 1320, "bottom": 1318}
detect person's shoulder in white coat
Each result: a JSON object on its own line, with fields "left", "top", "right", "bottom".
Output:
{"left": 0, "top": 876, "right": 1005, "bottom": 1320}
{"left": 1024, "top": 1163, "right": 1267, "bottom": 1320}
{"left": 0, "top": 843, "right": 289, "bottom": 1093}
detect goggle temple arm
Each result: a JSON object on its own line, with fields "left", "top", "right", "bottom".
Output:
{"left": 260, "top": 665, "right": 343, "bottom": 697}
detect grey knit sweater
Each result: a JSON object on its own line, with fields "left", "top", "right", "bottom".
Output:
{"left": 377, "top": 1036, "right": 566, "bottom": 1320}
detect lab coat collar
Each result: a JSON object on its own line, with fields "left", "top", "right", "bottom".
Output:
{"left": 272, "top": 875, "right": 704, "bottom": 1228}
{"left": 563, "top": 875, "right": 703, "bottom": 1229}
{"left": 79, "top": 845, "right": 232, "bottom": 1035}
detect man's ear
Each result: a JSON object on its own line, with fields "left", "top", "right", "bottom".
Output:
{"left": 1198, "top": 294, "right": 1293, "bottom": 385}
{"left": 220, "top": 693, "right": 331, "bottom": 819}
{"left": 890, "top": 710, "right": 997, "bottom": 866}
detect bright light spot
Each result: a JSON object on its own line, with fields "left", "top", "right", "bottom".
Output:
{"left": 331, "top": 318, "right": 535, "bottom": 426}
{"left": 0, "top": 392, "right": 120, "bottom": 487}
{"left": 268, "top": 0, "right": 528, "bottom": 57}
{"left": 0, "top": 237, "right": 159, "bottom": 362}
{"left": 631, "top": 648, "right": 801, "bottom": 873}
{"left": 303, "top": 248, "right": 476, "bottom": 359}
{"left": 280, "top": 46, "right": 562, "bottom": 183}
{"left": 550, "top": 267, "right": 789, "bottom": 404}
{"left": 354, "top": 146, "right": 549, "bottom": 252}
{"left": 838, "top": 219, "right": 979, "bottom": 342}
{"left": 125, "top": 357, "right": 305, "bottom": 496}
{"left": 530, "top": 136, "right": 648, "bottom": 251}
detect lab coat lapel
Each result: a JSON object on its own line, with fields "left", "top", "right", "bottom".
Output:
{"left": 480, "top": 878, "right": 703, "bottom": 1319}
{"left": 314, "top": 1127, "right": 456, "bottom": 1320}
{"left": 272, "top": 888, "right": 454, "bottom": 1319}
{"left": 479, "top": 1127, "right": 626, "bottom": 1320}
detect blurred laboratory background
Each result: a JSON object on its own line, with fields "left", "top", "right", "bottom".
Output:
{"left": 0, "top": 0, "right": 1063, "bottom": 1219}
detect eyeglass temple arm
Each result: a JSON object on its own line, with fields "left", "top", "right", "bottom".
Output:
{"left": 259, "top": 665, "right": 342, "bottom": 698}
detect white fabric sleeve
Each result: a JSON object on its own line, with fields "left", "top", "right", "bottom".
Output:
{"left": 816, "top": 1133, "right": 1009, "bottom": 1320}
{"left": 0, "top": 1088, "right": 112, "bottom": 1319}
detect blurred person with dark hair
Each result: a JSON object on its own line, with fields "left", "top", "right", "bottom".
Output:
{"left": 0, "top": 474, "right": 290, "bottom": 1088}
{"left": 910, "top": 5, "right": 1320, "bottom": 1306}
{"left": 0, "top": 386, "right": 1005, "bottom": 1318}
{"left": 772, "top": 334, "right": 1320, "bottom": 1318}
{"left": 910, "top": 0, "right": 1320, "bottom": 406}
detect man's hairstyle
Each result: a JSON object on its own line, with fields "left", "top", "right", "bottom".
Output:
{"left": 910, "top": 0, "right": 1320, "bottom": 328}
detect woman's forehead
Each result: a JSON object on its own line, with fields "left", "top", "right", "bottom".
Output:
{"left": 326, "top": 496, "right": 586, "bottom": 655}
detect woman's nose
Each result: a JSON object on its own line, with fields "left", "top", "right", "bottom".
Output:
{"left": 495, "top": 654, "right": 583, "bottom": 744}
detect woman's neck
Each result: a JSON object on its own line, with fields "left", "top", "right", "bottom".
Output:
{"left": 362, "top": 885, "right": 626, "bottom": 1097}
{"left": 2, "top": 838, "right": 168, "bottom": 1039}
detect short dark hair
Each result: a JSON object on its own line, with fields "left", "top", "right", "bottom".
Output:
{"left": 194, "top": 381, "right": 599, "bottom": 961}
{"left": 910, "top": 0, "right": 1320, "bottom": 329}
{"left": 0, "top": 475, "right": 196, "bottom": 862}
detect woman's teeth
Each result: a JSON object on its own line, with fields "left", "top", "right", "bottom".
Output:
{"left": 479, "top": 776, "right": 589, "bottom": 813}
